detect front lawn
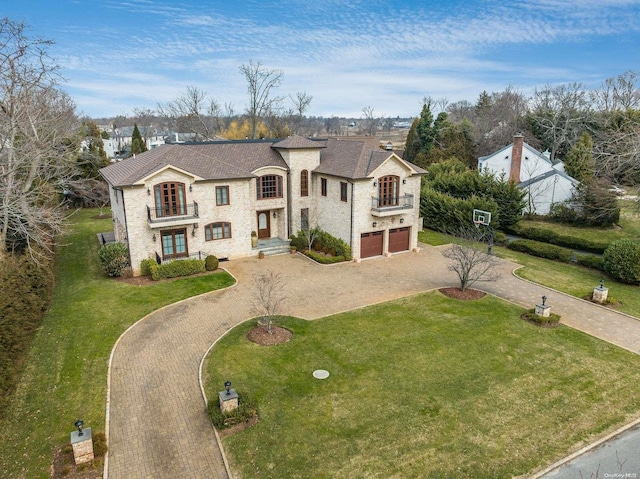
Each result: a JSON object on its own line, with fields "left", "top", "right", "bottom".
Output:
{"left": 204, "top": 292, "right": 640, "bottom": 479}
{"left": 0, "top": 208, "right": 235, "bottom": 479}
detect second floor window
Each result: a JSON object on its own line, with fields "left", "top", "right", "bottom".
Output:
{"left": 379, "top": 175, "right": 399, "bottom": 207}
{"left": 321, "top": 178, "right": 327, "bottom": 196}
{"left": 154, "top": 182, "right": 186, "bottom": 217}
{"left": 205, "top": 222, "right": 232, "bottom": 240}
{"left": 300, "top": 170, "right": 309, "bottom": 197}
{"left": 216, "top": 186, "right": 229, "bottom": 205}
{"left": 257, "top": 175, "right": 283, "bottom": 199}
{"left": 340, "top": 182, "right": 348, "bottom": 202}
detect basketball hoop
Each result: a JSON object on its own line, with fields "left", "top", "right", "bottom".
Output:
{"left": 473, "top": 220, "right": 482, "bottom": 229}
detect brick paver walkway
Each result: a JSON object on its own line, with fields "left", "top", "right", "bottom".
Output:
{"left": 105, "top": 245, "right": 640, "bottom": 478}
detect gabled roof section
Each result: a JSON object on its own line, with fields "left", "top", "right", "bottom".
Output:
{"left": 272, "top": 135, "right": 326, "bottom": 149}
{"left": 518, "top": 168, "right": 579, "bottom": 188}
{"left": 315, "top": 138, "right": 426, "bottom": 179}
{"left": 100, "top": 141, "right": 287, "bottom": 187}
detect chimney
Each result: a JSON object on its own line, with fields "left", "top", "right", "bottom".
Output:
{"left": 510, "top": 133, "right": 524, "bottom": 182}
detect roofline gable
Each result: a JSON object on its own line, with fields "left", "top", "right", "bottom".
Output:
{"left": 137, "top": 164, "right": 203, "bottom": 184}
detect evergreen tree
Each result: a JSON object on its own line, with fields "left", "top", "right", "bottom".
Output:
{"left": 404, "top": 118, "right": 420, "bottom": 163}
{"left": 416, "top": 102, "right": 436, "bottom": 155}
{"left": 131, "top": 123, "right": 147, "bottom": 155}
{"left": 563, "top": 132, "right": 594, "bottom": 183}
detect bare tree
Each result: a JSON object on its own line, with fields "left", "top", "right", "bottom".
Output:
{"left": 251, "top": 270, "right": 287, "bottom": 334}
{"left": 591, "top": 70, "right": 640, "bottom": 112}
{"left": 289, "top": 91, "right": 312, "bottom": 134}
{"left": 361, "top": 106, "right": 378, "bottom": 136}
{"left": 157, "top": 86, "right": 221, "bottom": 140}
{"left": 239, "top": 60, "right": 283, "bottom": 139}
{"left": 132, "top": 107, "right": 157, "bottom": 142}
{"left": 442, "top": 230, "right": 500, "bottom": 292}
{"left": 0, "top": 18, "right": 80, "bottom": 260}
{"left": 530, "top": 83, "right": 591, "bottom": 161}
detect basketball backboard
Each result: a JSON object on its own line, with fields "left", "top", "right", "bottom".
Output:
{"left": 472, "top": 209, "right": 492, "bottom": 227}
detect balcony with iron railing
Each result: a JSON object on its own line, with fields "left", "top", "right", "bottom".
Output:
{"left": 371, "top": 194, "right": 414, "bottom": 216}
{"left": 147, "top": 202, "right": 199, "bottom": 227}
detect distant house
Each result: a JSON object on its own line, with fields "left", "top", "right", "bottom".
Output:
{"left": 478, "top": 134, "right": 579, "bottom": 215}
{"left": 99, "top": 135, "right": 426, "bottom": 275}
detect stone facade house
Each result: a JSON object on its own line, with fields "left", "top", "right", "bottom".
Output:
{"left": 478, "top": 134, "right": 579, "bottom": 215}
{"left": 99, "top": 135, "right": 426, "bottom": 275}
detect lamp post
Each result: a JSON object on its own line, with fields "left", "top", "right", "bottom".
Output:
{"left": 225, "top": 380, "right": 232, "bottom": 396}
{"left": 75, "top": 419, "right": 84, "bottom": 436}
{"left": 541, "top": 295, "right": 547, "bottom": 306}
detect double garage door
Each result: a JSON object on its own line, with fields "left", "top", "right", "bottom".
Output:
{"left": 360, "top": 227, "right": 410, "bottom": 258}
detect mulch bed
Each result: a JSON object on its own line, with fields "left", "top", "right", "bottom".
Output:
{"left": 217, "top": 414, "right": 259, "bottom": 438}
{"left": 246, "top": 325, "right": 292, "bottom": 345}
{"left": 438, "top": 287, "right": 486, "bottom": 300}
{"left": 114, "top": 269, "right": 219, "bottom": 286}
{"left": 50, "top": 446, "right": 103, "bottom": 479}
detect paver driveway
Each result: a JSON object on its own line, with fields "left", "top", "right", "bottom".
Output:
{"left": 105, "top": 245, "right": 640, "bottom": 478}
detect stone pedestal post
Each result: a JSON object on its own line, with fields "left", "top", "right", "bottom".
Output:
{"left": 219, "top": 389, "right": 239, "bottom": 413}
{"left": 535, "top": 303, "right": 551, "bottom": 317}
{"left": 593, "top": 285, "right": 609, "bottom": 304}
{"left": 70, "top": 427, "right": 94, "bottom": 465}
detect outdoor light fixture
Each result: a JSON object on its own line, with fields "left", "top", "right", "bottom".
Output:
{"left": 189, "top": 184, "right": 193, "bottom": 192}
{"left": 75, "top": 420, "right": 84, "bottom": 436}
{"left": 541, "top": 295, "right": 547, "bottom": 306}
{"left": 273, "top": 211, "right": 277, "bottom": 218}
{"left": 600, "top": 279, "right": 605, "bottom": 288}
{"left": 152, "top": 233, "right": 156, "bottom": 242}
{"left": 373, "top": 181, "right": 377, "bottom": 187}
{"left": 372, "top": 221, "right": 377, "bottom": 228}
{"left": 225, "top": 381, "right": 232, "bottom": 396}
{"left": 402, "top": 178, "right": 406, "bottom": 184}
{"left": 400, "top": 218, "right": 404, "bottom": 224}
{"left": 147, "top": 187, "right": 150, "bottom": 195}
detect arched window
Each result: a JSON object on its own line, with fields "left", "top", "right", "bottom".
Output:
{"left": 154, "top": 182, "right": 186, "bottom": 217}
{"left": 300, "top": 170, "right": 309, "bottom": 197}
{"left": 257, "top": 175, "right": 283, "bottom": 199}
{"left": 378, "top": 175, "right": 399, "bottom": 207}
{"left": 205, "top": 222, "right": 232, "bottom": 240}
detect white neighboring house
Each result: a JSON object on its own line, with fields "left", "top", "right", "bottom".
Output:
{"left": 478, "top": 134, "right": 579, "bottom": 215}
{"left": 99, "top": 135, "right": 426, "bottom": 276}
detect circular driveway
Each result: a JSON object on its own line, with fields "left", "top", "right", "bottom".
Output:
{"left": 105, "top": 246, "right": 640, "bottom": 478}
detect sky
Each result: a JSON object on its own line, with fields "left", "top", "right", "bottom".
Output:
{"left": 4, "top": 0, "right": 640, "bottom": 120}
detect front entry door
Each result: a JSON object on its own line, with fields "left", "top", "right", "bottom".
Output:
{"left": 257, "top": 211, "right": 271, "bottom": 239}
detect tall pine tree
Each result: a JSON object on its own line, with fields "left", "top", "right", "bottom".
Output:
{"left": 131, "top": 123, "right": 147, "bottom": 155}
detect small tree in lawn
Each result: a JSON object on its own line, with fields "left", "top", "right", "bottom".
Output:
{"left": 252, "top": 270, "right": 287, "bottom": 334}
{"left": 442, "top": 228, "right": 500, "bottom": 291}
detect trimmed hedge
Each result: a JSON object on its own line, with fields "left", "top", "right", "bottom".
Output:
{"left": 148, "top": 258, "right": 205, "bottom": 280}
{"left": 304, "top": 250, "right": 346, "bottom": 264}
{"left": 0, "top": 254, "right": 55, "bottom": 414}
{"left": 507, "top": 239, "right": 604, "bottom": 271}
{"left": 140, "top": 258, "right": 155, "bottom": 276}
{"left": 291, "top": 229, "right": 351, "bottom": 261}
{"left": 521, "top": 309, "right": 561, "bottom": 327}
{"left": 205, "top": 255, "right": 219, "bottom": 271}
{"left": 506, "top": 223, "right": 609, "bottom": 254}
{"left": 603, "top": 239, "right": 640, "bottom": 284}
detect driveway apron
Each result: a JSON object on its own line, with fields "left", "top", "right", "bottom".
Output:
{"left": 105, "top": 245, "right": 640, "bottom": 478}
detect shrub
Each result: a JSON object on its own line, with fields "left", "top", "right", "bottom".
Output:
{"left": 603, "top": 239, "right": 640, "bottom": 284}
{"left": 98, "top": 242, "right": 129, "bottom": 277}
{"left": 207, "top": 391, "right": 258, "bottom": 430}
{"left": 140, "top": 258, "right": 155, "bottom": 276}
{"left": 507, "top": 223, "right": 608, "bottom": 254}
{"left": 150, "top": 259, "right": 205, "bottom": 280}
{"left": 521, "top": 309, "right": 561, "bottom": 327}
{"left": 292, "top": 229, "right": 351, "bottom": 260}
{"left": 92, "top": 431, "right": 108, "bottom": 457}
{"left": 205, "top": 255, "right": 219, "bottom": 271}
{"left": 507, "top": 239, "right": 573, "bottom": 262}
{"left": 0, "top": 254, "right": 54, "bottom": 414}
{"left": 574, "top": 254, "right": 604, "bottom": 271}
{"left": 304, "top": 250, "right": 346, "bottom": 264}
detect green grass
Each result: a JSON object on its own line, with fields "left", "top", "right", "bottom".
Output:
{"left": 0, "top": 208, "right": 235, "bottom": 479}
{"left": 205, "top": 293, "right": 640, "bottom": 479}
{"left": 418, "top": 228, "right": 640, "bottom": 316}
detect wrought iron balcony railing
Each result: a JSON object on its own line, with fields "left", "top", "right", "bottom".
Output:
{"left": 371, "top": 194, "right": 414, "bottom": 212}
{"left": 147, "top": 202, "right": 199, "bottom": 222}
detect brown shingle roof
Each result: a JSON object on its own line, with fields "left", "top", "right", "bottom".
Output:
{"left": 100, "top": 138, "right": 426, "bottom": 187}
{"left": 272, "top": 135, "right": 326, "bottom": 149}
{"left": 100, "top": 141, "right": 287, "bottom": 186}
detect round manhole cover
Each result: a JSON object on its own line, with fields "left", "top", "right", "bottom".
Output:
{"left": 313, "top": 369, "right": 330, "bottom": 379}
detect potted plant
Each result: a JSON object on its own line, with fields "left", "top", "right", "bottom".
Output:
{"left": 290, "top": 246, "right": 297, "bottom": 254}
{"left": 251, "top": 231, "right": 258, "bottom": 248}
